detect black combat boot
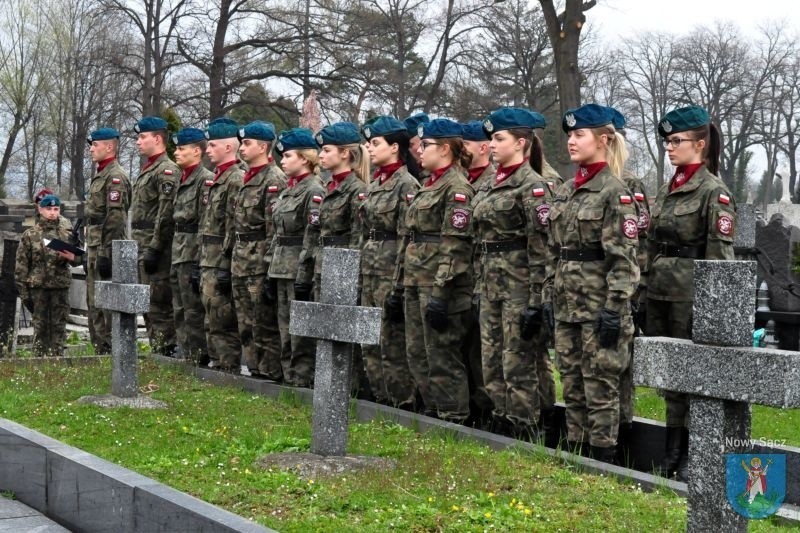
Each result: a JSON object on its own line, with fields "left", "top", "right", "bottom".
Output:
{"left": 590, "top": 445, "right": 617, "bottom": 464}
{"left": 615, "top": 422, "right": 633, "bottom": 467}
{"left": 539, "top": 407, "right": 560, "bottom": 449}
{"left": 513, "top": 421, "right": 541, "bottom": 443}
{"left": 653, "top": 426, "right": 686, "bottom": 478}
{"left": 566, "top": 440, "right": 589, "bottom": 456}
{"left": 490, "top": 414, "right": 515, "bottom": 438}
{"left": 675, "top": 429, "right": 689, "bottom": 482}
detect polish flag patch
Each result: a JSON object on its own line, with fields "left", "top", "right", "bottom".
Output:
{"left": 358, "top": 193, "right": 366, "bottom": 200}
{"left": 547, "top": 181, "right": 555, "bottom": 190}
{"left": 532, "top": 187, "right": 546, "bottom": 197}
{"left": 634, "top": 192, "right": 645, "bottom": 201}
{"left": 406, "top": 193, "right": 415, "bottom": 203}
{"left": 718, "top": 193, "right": 730, "bottom": 205}
{"left": 164, "top": 170, "right": 174, "bottom": 175}
{"left": 204, "top": 180, "right": 214, "bottom": 187}
{"left": 268, "top": 185, "right": 279, "bottom": 193}
{"left": 454, "top": 193, "right": 467, "bottom": 202}
{"left": 312, "top": 195, "right": 323, "bottom": 204}
{"left": 111, "top": 178, "right": 121, "bottom": 184}
{"left": 619, "top": 195, "right": 632, "bottom": 204}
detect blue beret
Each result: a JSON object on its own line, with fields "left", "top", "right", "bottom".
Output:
{"left": 86, "top": 127, "right": 120, "bottom": 144}
{"left": 562, "top": 103, "right": 614, "bottom": 132}
{"left": 483, "top": 108, "right": 546, "bottom": 136}
{"left": 404, "top": 112, "right": 430, "bottom": 137}
{"left": 38, "top": 194, "right": 61, "bottom": 207}
{"left": 238, "top": 121, "right": 276, "bottom": 142}
{"left": 133, "top": 116, "right": 168, "bottom": 134}
{"left": 608, "top": 107, "right": 626, "bottom": 130}
{"left": 362, "top": 116, "right": 406, "bottom": 140}
{"left": 419, "top": 118, "right": 462, "bottom": 139}
{"left": 658, "top": 105, "right": 710, "bottom": 137}
{"left": 172, "top": 127, "right": 206, "bottom": 146}
{"left": 461, "top": 121, "right": 489, "bottom": 142}
{"left": 205, "top": 117, "right": 240, "bottom": 140}
{"left": 274, "top": 128, "right": 317, "bottom": 155}
{"left": 315, "top": 122, "right": 361, "bottom": 147}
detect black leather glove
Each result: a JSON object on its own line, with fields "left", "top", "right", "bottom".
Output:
{"left": 385, "top": 292, "right": 405, "bottom": 323}
{"left": 595, "top": 308, "right": 622, "bottom": 349}
{"left": 216, "top": 269, "right": 232, "bottom": 295}
{"left": 97, "top": 255, "right": 112, "bottom": 279}
{"left": 520, "top": 305, "right": 542, "bottom": 341}
{"left": 261, "top": 277, "right": 277, "bottom": 302}
{"left": 293, "top": 281, "right": 313, "bottom": 302}
{"left": 542, "top": 302, "right": 555, "bottom": 338}
{"left": 142, "top": 247, "right": 160, "bottom": 275}
{"left": 471, "top": 293, "right": 481, "bottom": 323}
{"left": 425, "top": 296, "right": 448, "bottom": 332}
{"left": 190, "top": 262, "right": 201, "bottom": 294}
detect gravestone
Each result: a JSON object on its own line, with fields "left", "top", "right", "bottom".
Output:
{"left": 635, "top": 259, "right": 800, "bottom": 531}
{"left": 79, "top": 240, "right": 165, "bottom": 409}
{"left": 766, "top": 203, "right": 800, "bottom": 230}
{"left": 755, "top": 213, "right": 800, "bottom": 312}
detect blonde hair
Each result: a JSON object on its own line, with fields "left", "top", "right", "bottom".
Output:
{"left": 297, "top": 148, "right": 321, "bottom": 175}
{"left": 590, "top": 125, "right": 628, "bottom": 178}
{"left": 338, "top": 143, "right": 371, "bottom": 183}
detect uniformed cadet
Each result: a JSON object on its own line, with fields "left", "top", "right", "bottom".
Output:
{"left": 85, "top": 128, "right": 131, "bottom": 355}
{"left": 403, "top": 112, "right": 429, "bottom": 180}
{"left": 460, "top": 120, "right": 496, "bottom": 427}
{"left": 170, "top": 127, "right": 211, "bottom": 364}
{"left": 397, "top": 118, "right": 474, "bottom": 423}
{"left": 311, "top": 122, "right": 370, "bottom": 394}
{"left": 33, "top": 188, "right": 72, "bottom": 230}
{"left": 131, "top": 116, "right": 179, "bottom": 356}
{"left": 472, "top": 108, "right": 553, "bottom": 440}
{"left": 362, "top": 116, "right": 420, "bottom": 410}
{"left": 267, "top": 128, "right": 326, "bottom": 387}
{"left": 645, "top": 106, "right": 735, "bottom": 481}
{"left": 543, "top": 104, "right": 639, "bottom": 463}
{"left": 200, "top": 117, "right": 243, "bottom": 371}
{"left": 15, "top": 195, "right": 80, "bottom": 357}
{"left": 234, "top": 121, "right": 286, "bottom": 380}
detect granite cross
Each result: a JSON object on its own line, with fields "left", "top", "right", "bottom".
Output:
{"left": 94, "top": 240, "right": 150, "bottom": 398}
{"left": 635, "top": 259, "right": 800, "bottom": 531}
{"left": 289, "top": 248, "right": 381, "bottom": 456}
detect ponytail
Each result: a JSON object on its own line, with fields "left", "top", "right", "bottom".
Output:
{"left": 606, "top": 131, "right": 629, "bottom": 178}
{"left": 297, "top": 148, "right": 321, "bottom": 175}
{"left": 706, "top": 123, "right": 721, "bottom": 176}
{"left": 441, "top": 137, "right": 470, "bottom": 170}
{"left": 529, "top": 134, "right": 544, "bottom": 175}
{"left": 340, "top": 143, "right": 370, "bottom": 183}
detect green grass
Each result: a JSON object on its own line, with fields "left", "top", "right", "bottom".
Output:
{"left": 0, "top": 358, "right": 795, "bottom": 531}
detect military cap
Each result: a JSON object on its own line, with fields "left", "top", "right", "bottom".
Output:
{"left": 315, "top": 122, "right": 361, "bottom": 147}
{"left": 86, "top": 127, "right": 120, "bottom": 145}
{"left": 238, "top": 121, "right": 276, "bottom": 142}
{"left": 658, "top": 105, "right": 710, "bottom": 137}
{"left": 34, "top": 188, "right": 54, "bottom": 204}
{"left": 38, "top": 194, "right": 61, "bottom": 207}
{"left": 274, "top": 127, "right": 317, "bottom": 155}
{"left": 362, "top": 116, "right": 406, "bottom": 140}
{"left": 561, "top": 103, "right": 614, "bottom": 132}
{"left": 172, "top": 127, "right": 206, "bottom": 146}
{"left": 482, "top": 108, "right": 546, "bottom": 136}
{"left": 608, "top": 107, "right": 626, "bottom": 130}
{"left": 205, "top": 117, "right": 239, "bottom": 140}
{"left": 418, "top": 118, "right": 462, "bottom": 139}
{"left": 404, "top": 112, "right": 430, "bottom": 137}
{"left": 461, "top": 121, "right": 490, "bottom": 142}
{"left": 133, "top": 116, "right": 168, "bottom": 134}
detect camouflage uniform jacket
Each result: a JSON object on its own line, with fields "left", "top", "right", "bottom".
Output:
{"left": 231, "top": 162, "right": 286, "bottom": 278}
{"left": 85, "top": 159, "right": 131, "bottom": 258}
{"left": 172, "top": 164, "right": 213, "bottom": 265}
{"left": 645, "top": 166, "right": 735, "bottom": 302}
{"left": 472, "top": 162, "right": 552, "bottom": 306}
{"left": 267, "top": 174, "right": 325, "bottom": 281}
{"left": 623, "top": 170, "right": 651, "bottom": 279}
{"left": 468, "top": 164, "right": 496, "bottom": 296}
{"left": 542, "top": 160, "right": 564, "bottom": 190}
{"left": 359, "top": 166, "right": 419, "bottom": 278}
{"left": 199, "top": 162, "right": 243, "bottom": 270}
{"left": 130, "top": 153, "right": 179, "bottom": 259}
{"left": 544, "top": 166, "right": 640, "bottom": 322}
{"left": 399, "top": 166, "right": 475, "bottom": 310}
{"left": 15, "top": 218, "right": 76, "bottom": 294}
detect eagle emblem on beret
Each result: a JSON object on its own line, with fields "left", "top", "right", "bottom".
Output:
{"left": 363, "top": 126, "right": 371, "bottom": 139}
{"left": 565, "top": 113, "right": 577, "bottom": 128}
{"left": 238, "top": 128, "right": 245, "bottom": 138}
{"left": 276, "top": 141, "right": 283, "bottom": 152}
{"left": 483, "top": 119, "right": 494, "bottom": 132}
{"left": 661, "top": 120, "right": 672, "bottom": 133}
{"left": 417, "top": 124, "right": 424, "bottom": 137}
{"left": 315, "top": 133, "right": 324, "bottom": 145}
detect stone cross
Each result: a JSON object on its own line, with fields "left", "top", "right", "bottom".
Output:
{"left": 289, "top": 248, "right": 381, "bottom": 456}
{"left": 635, "top": 260, "right": 800, "bottom": 531}
{"left": 94, "top": 240, "right": 150, "bottom": 398}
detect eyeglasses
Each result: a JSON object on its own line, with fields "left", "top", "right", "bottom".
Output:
{"left": 420, "top": 140, "right": 441, "bottom": 150}
{"left": 662, "top": 137, "right": 695, "bottom": 148}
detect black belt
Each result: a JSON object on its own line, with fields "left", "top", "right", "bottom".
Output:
{"left": 202, "top": 235, "right": 224, "bottom": 244}
{"left": 277, "top": 235, "right": 304, "bottom": 246}
{"left": 410, "top": 232, "right": 441, "bottom": 243}
{"left": 131, "top": 221, "right": 155, "bottom": 230}
{"left": 321, "top": 235, "right": 350, "bottom": 246}
{"left": 559, "top": 248, "right": 605, "bottom": 261}
{"left": 480, "top": 238, "right": 526, "bottom": 254}
{"left": 657, "top": 243, "right": 704, "bottom": 259}
{"left": 87, "top": 217, "right": 104, "bottom": 225}
{"left": 368, "top": 229, "right": 398, "bottom": 241}
{"left": 236, "top": 231, "right": 267, "bottom": 242}
{"left": 175, "top": 223, "right": 198, "bottom": 233}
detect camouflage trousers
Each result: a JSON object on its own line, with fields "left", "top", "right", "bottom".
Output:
{"left": 461, "top": 298, "right": 494, "bottom": 417}
{"left": 138, "top": 257, "right": 175, "bottom": 354}
{"left": 170, "top": 262, "right": 208, "bottom": 364}
{"left": 86, "top": 246, "right": 111, "bottom": 354}
{"left": 405, "top": 286, "right": 470, "bottom": 422}
{"left": 233, "top": 274, "right": 282, "bottom": 380}
{"left": 555, "top": 316, "right": 634, "bottom": 448}
{"left": 361, "top": 273, "right": 416, "bottom": 408}
{"left": 646, "top": 298, "right": 693, "bottom": 427}
{"left": 29, "top": 288, "right": 69, "bottom": 357}
{"left": 200, "top": 268, "right": 241, "bottom": 369}
{"left": 479, "top": 296, "right": 539, "bottom": 426}
{"left": 536, "top": 336, "right": 556, "bottom": 411}
{"left": 275, "top": 278, "right": 315, "bottom": 387}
